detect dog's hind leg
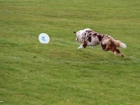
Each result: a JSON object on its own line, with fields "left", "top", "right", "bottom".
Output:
{"left": 119, "top": 52, "right": 124, "bottom": 57}
{"left": 106, "top": 40, "right": 124, "bottom": 57}
{"left": 113, "top": 51, "right": 118, "bottom": 56}
{"left": 115, "top": 49, "right": 124, "bottom": 57}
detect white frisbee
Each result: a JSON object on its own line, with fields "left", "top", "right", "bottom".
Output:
{"left": 38, "top": 33, "right": 50, "bottom": 44}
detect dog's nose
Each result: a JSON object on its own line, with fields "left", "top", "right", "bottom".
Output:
{"left": 74, "top": 32, "right": 76, "bottom": 33}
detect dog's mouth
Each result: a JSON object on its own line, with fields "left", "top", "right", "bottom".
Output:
{"left": 76, "top": 37, "right": 79, "bottom": 42}
{"left": 74, "top": 32, "right": 79, "bottom": 42}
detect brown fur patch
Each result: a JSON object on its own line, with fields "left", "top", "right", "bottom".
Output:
{"left": 88, "top": 36, "right": 91, "bottom": 42}
{"left": 97, "top": 34, "right": 104, "bottom": 42}
{"left": 93, "top": 32, "right": 98, "bottom": 36}
{"left": 86, "top": 30, "right": 92, "bottom": 33}
{"left": 83, "top": 40, "right": 87, "bottom": 48}
{"left": 101, "top": 43, "right": 106, "bottom": 50}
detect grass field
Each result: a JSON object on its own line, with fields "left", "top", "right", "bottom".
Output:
{"left": 0, "top": 0, "right": 140, "bottom": 105}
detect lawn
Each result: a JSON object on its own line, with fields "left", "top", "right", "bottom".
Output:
{"left": 0, "top": 0, "right": 140, "bottom": 105}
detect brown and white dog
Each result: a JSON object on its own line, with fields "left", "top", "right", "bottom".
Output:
{"left": 74, "top": 28, "right": 127, "bottom": 57}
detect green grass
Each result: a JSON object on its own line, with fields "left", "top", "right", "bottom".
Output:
{"left": 0, "top": 0, "right": 140, "bottom": 105}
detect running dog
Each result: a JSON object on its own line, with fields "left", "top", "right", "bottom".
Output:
{"left": 74, "top": 28, "right": 127, "bottom": 57}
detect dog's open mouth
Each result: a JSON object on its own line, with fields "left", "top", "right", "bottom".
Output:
{"left": 76, "top": 38, "right": 78, "bottom": 42}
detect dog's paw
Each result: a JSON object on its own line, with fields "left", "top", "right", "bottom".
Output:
{"left": 78, "top": 47, "right": 81, "bottom": 50}
{"left": 78, "top": 45, "right": 83, "bottom": 50}
{"left": 120, "top": 53, "right": 124, "bottom": 57}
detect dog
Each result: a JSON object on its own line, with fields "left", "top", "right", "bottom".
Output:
{"left": 74, "top": 28, "right": 127, "bottom": 57}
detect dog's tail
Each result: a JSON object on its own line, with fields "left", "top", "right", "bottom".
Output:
{"left": 114, "top": 40, "right": 127, "bottom": 48}
{"left": 120, "top": 42, "right": 127, "bottom": 48}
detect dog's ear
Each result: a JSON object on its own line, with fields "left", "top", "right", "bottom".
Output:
{"left": 93, "top": 32, "right": 98, "bottom": 35}
{"left": 97, "top": 35, "right": 102, "bottom": 41}
{"left": 86, "top": 30, "right": 92, "bottom": 33}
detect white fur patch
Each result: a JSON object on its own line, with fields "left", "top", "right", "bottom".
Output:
{"left": 78, "top": 44, "right": 84, "bottom": 50}
{"left": 120, "top": 43, "right": 127, "bottom": 48}
{"left": 102, "top": 39, "right": 109, "bottom": 45}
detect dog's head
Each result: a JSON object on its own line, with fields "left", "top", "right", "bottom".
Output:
{"left": 74, "top": 28, "right": 92, "bottom": 43}
{"left": 74, "top": 30, "right": 84, "bottom": 43}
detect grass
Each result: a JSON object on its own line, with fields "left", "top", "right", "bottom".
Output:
{"left": 0, "top": 0, "right": 140, "bottom": 105}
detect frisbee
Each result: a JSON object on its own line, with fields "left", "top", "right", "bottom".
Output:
{"left": 38, "top": 33, "right": 50, "bottom": 44}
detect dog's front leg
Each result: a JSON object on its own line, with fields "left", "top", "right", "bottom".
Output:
{"left": 78, "top": 41, "right": 87, "bottom": 50}
{"left": 78, "top": 44, "right": 84, "bottom": 50}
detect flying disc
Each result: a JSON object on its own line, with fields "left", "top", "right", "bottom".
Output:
{"left": 38, "top": 33, "right": 50, "bottom": 44}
